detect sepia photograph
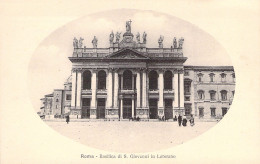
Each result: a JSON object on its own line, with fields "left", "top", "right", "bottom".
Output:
{"left": 1, "top": 0, "right": 259, "bottom": 163}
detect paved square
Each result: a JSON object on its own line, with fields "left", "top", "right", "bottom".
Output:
{"left": 45, "top": 120, "right": 217, "bottom": 152}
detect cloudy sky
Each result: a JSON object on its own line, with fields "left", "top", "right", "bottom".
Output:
{"left": 28, "top": 9, "right": 232, "bottom": 112}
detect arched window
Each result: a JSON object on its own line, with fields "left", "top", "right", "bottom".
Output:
{"left": 220, "top": 90, "right": 228, "bottom": 101}
{"left": 82, "top": 70, "right": 92, "bottom": 90}
{"left": 123, "top": 70, "right": 132, "bottom": 90}
{"left": 197, "top": 90, "right": 205, "bottom": 100}
{"left": 98, "top": 70, "right": 106, "bottom": 89}
{"left": 164, "top": 71, "right": 172, "bottom": 90}
{"left": 149, "top": 70, "right": 158, "bottom": 90}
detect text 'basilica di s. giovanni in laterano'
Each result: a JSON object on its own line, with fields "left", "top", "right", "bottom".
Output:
{"left": 40, "top": 20, "right": 235, "bottom": 121}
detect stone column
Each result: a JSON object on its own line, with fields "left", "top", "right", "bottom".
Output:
{"left": 142, "top": 69, "right": 147, "bottom": 108}
{"left": 172, "top": 73, "right": 175, "bottom": 118}
{"left": 71, "top": 69, "right": 77, "bottom": 108}
{"left": 107, "top": 68, "right": 113, "bottom": 108}
{"left": 173, "top": 70, "right": 179, "bottom": 115}
{"left": 179, "top": 70, "right": 185, "bottom": 110}
{"left": 136, "top": 70, "right": 141, "bottom": 108}
{"left": 76, "top": 70, "right": 82, "bottom": 109}
{"left": 113, "top": 70, "right": 119, "bottom": 108}
{"left": 158, "top": 70, "right": 164, "bottom": 117}
{"left": 132, "top": 98, "right": 135, "bottom": 118}
{"left": 120, "top": 99, "right": 123, "bottom": 119}
{"left": 90, "top": 69, "right": 97, "bottom": 119}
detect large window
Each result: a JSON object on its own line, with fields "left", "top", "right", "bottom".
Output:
{"left": 123, "top": 70, "right": 133, "bottom": 90}
{"left": 98, "top": 70, "right": 106, "bottom": 89}
{"left": 164, "top": 71, "right": 172, "bottom": 90}
{"left": 83, "top": 70, "right": 91, "bottom": 90}
{"left": 209, "top": 90, "right": 216, "bottom": 101}
{"left": 197, "top": 90, "right": 205, "bottom": 100}
{"left": 149, "top": 70, "right": 158, "bottom": 90}
{"left": 221, "top": 90, "right": 228, "bottom": 101}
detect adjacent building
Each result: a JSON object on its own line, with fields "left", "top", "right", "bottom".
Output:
{"left": 40, "top": 21, "right": 235, "bottom": 120}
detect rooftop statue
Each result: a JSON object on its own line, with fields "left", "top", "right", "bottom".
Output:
{"left": 126, "top": 20, "right": 132, "bottom": 33}
{"left": 173, "top": 37, "right": 177, "bottom": 48}
{"left": 78, "top": 37, "right": 84, "bottom": 48}
{"left": 142, "top": 32, "right": 147, "bottom": 44}
{"left": 109, "top": 31, "right": 114, "bottom": 44}
{"left": 115, "top": 32, "right": 121, "bottom": 43}
{"left": 92, "top": 36, "right": 98, "bottom": 48}
{"left": 158, "top": 35, "right": 164, "bottom": 48}
{"left": 178, "top": 37, "right": 184, "bottom": 49}
{"left": 73, "top": 37, "right": 78, "bottom": 48}
{"left": 136, "top": 32, "right": 140, "bottom": 43}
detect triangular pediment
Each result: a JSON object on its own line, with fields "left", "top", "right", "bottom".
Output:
{"left": 106, "top": 48, "right": 149, "bottom": 59}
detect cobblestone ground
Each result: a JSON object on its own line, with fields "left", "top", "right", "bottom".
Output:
{"left": 45, "top": 120, "right": 217, "bottom": 152}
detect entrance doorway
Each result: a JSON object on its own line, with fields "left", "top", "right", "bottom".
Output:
{"left": 97, "top": 98, "right": 105, "bottom": 119}
{"left": 82, "top": 98, "right": 90, "bottom": 118}
{"left": 165, "top": 99, "right": 173, "bottom": 120}
{"left": 149, "top": 99, "right": 158, "bottom": 119}
{"left": 123, "top": 98, "right": 132, "bottom": 119}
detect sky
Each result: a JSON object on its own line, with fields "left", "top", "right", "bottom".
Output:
{"left": 28, "top": 9, "right": 233, "bottom": 112}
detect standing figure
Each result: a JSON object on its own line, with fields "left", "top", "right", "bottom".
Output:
{"left": 173, "top": 37, "right": 177, "bottom": 48}
{"left": 190, "top": 114, "right": 195, "bottom": 126}
{"left": 66, "top": 115, "right": 70, "bottom": 124}
{"left": 136, "top": 32, "right": 140, "bottom": 43}
{"left": 78, "top": 37, "right": 84, "bottom": 48}
{"left": 158, "top": 35, "right": 164, "bottom": 48}
{"left": 142, "top": 32, "right": 147, "bottom": 44}
{"left": 115, "top": 32, "right": 121, "bottom": 43}
{"left": 109, "top": 31, "right": 114, "bottom": 44}
{"left": 177, "top": 114, "right": 182, "bottom": 126}
{"left": 73, "top": 37, "right": 78, "bottom": 48}
{"left": 178, "top": 37, "right": 184, "bottom": 48}
{"left": 126, "top": 20, "right": 132, "bottom": 33}
{"left": 92, "top": 36, "right": 98, "bottom": 48}
{"left": 182, "top": 116, "right": 187, "bottom": 127}
{"left": 173, "top": 115, "right": 177, "bottom": 121}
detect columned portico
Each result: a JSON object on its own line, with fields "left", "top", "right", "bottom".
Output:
{"left": 68, "top": 20, "right": 187, "bottom": 120}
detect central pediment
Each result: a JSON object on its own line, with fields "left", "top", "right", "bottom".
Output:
{"left": 106, "top": 48, "right": 150, "bottom": 59}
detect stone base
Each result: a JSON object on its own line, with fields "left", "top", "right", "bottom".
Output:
{"left": 70, "top": 115, "right": 81, "bottom": 119}
{"left": 158, "top": 107, "right": 164, "bottom": 117}
{"left": 136, "top": 107, "right": 149, "bottom": 119}
{"left": 174, "top": 107, "right": 185, "bottom": 116}
{"left": 106, "top": 108, "right": 119, "bottom": 119}
{"left": 90, "top": 108, "right": 97, "bottom": 119}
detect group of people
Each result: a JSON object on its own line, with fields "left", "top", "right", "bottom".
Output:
{"left": 174, "top": 114, "right": 195, "bottom": 127}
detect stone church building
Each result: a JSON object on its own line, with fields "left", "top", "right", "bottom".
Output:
{"left": 40, "top": 21, "right": 235, "bottom": 120}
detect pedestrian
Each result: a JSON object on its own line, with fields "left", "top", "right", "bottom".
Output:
{"left": 182, "top": 116, "right": 187, "bottom": 127}
{"left": 177, "top": 114, "right": 182, "bottom": 126}
{"left": 173, "top": 115, "right": 177, "bottom": 122}
{"left": 66, "top": 115, "right": 70, "bottom": 124}
{"left": 189, "top": 114, "right": 195, "bottom": 126}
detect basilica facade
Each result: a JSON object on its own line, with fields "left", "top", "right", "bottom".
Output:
{"left": 40, "top": 21, "right": 235, "bottom": 120}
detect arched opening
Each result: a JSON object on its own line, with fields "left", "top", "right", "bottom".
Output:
{"left": 97, "top": 70, "right": 106, "bottom": 89}
{"left": 149, "top": 70, "right": 158, "bottom": 90}
{"left": 164, "top": 71, "right": 172, "bottom": 90}
{"left": 82, "top": 70, "right": 91, "bottom": 90}
{"left": 123, "top": 70, "right": 132, "bottom": 90}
